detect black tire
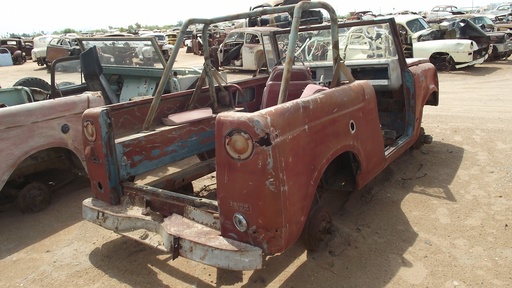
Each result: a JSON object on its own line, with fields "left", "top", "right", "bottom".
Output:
{"left": 13, "top": 77, "right": 51, "bottom": 92}
{"left": 13, "top": 77, "right": 51, "bottom": 101}
{"left": 15, "top": 55, "right": 24, "bottom": 65}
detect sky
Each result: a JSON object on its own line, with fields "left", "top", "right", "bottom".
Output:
{"left": 0, "top": 0, "right": 495, "bottom": 36}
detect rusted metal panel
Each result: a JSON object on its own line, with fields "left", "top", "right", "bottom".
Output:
{"left": 215, "top": 81, "right": 384, "bottom": 254}
{"left": 116, "top": 117, "right": 215, "bottom": 178}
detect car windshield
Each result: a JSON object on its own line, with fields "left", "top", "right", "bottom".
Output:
{"left": 274, "top": 22, "right": 398, "bottom": 63}
{"left": 469, "top": 16, "right": 493, "bottom": 26}
{"left": 225, "top": 32, "right": 245, "bottom": 42}
{"left": 78, "top": 37, "right": 165, "bottom": 68}
{"left": 406, "top": 18, "right": 430, "bottom": 33}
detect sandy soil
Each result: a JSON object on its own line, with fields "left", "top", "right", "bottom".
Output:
{"left": 0, "top": 52, "right": 511, "bottom": 287}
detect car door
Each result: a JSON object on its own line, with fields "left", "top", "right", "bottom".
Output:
{"left": 241, "top": 32, "right": 264, "bottom": 70}
{"left": 46, "top": 38, "right": 73, "bottom": 66}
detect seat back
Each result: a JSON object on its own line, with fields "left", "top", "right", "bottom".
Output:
{"left": 81, "top": 47, "right": 119, "bottom": 104}
{"left": 261, "top": 65, "right": 314, "bottom": 109}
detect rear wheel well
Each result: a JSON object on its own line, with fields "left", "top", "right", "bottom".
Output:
{"left": 318, "top": 151, "right": 359, "bottom": 197}
{"left": 1, "top": 148, "right": 85, "bottom": 212}
{"left": 6, "top": 147, "right": 85, "bottom": 185}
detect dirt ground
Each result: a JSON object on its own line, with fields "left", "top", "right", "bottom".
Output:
{"left": 0, "top": 51, "right": 511, "bottom": 288}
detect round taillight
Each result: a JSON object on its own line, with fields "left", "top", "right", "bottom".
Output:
{"left": 84, "top": 120, "right": 96, "bottom": 142}
{"left": 225, "top": 130, "right": 254, "bottom": 160}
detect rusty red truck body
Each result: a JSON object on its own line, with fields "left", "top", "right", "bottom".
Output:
{"left": 81, "top": 2, "right": 439, "bottom": 270}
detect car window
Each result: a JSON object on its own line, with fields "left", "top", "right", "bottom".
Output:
{"left": 225, "top": 32, "right": 245, "bottom": 42}
{"left": 406, "top": 18, "right": 429, "bottom": 33}
{"left": 245, "top": 33, "right": 260, "bottom": 44}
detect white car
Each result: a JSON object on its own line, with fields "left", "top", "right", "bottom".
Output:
{"left": 217, "top": 27, "right": 280, "bottom": 71}
{"left": 391, "top": 14, "right": 489, "bottom": 70}
{"left": 140, "top": 32, "right": 174, "bottom": 61}
{"left": 425, "top": 5, "right": 465, "bottom": 22}
{"left": 30, "top": 35, "right": 58, "bottom": 66}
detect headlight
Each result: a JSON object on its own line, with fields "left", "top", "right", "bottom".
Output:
{"left": 225, "top": 129, "right": 254, "bottom": 160}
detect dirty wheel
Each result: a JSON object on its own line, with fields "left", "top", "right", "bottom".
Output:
{"left": 302, "top": 205, "right": 334, "bottom": 251}
{"left": 17, "top": 182, "right": 51, "bottom": 213}
{"left": 445, "top": 56, "right": 455, "bottom": 71}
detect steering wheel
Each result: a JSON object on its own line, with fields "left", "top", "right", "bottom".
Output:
{"left": 225, "top": 84, "right": 249, "bottom": 111}
{"left": 226, "top": 83, "right": 244, "bottom": 98}
{"left": 363, "top": 26, "right": 377, "bottom": 39}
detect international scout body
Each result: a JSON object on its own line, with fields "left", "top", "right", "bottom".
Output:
{"left": 0, "top": 37, "right": 199, "bottom": 212}
{"left": 81, "top": 2, "right": 439, "bottom": 270}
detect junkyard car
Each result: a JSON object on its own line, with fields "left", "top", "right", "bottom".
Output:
{"left": 45, "top": 36, "right": 80, "bottom": 69}
{"left": 218, "top": 27, "right": 280, "bottom": 70}
{"left": 141, "top": 32, "right": 173, "bottom": 61}
{"left": 247, "top": 0, "right": 323, "bottom": 28}
{"left": 425, "top": 5, "right": 465, "bottom": 23}
{"left": 31, "top": 35, "right": 57, "bottom": 66}
{"left": 80, "top": 2, "right": 439, "bottom": 271}
{"left": 165, "top": 31, "right": 181, "bottom": 47}
{"left": 0, "top": 38, "right": 27, "bottom": 65}
{"left": 486, "top": 3, "right": 512, "bottom": 21}
{"left": 449, "top": 14, "right": 512, "bottom": 60}
{"left": 391, "top": 14, "right": 490, "bottom": 70}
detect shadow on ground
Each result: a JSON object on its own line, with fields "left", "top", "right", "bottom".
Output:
{"left": 0, "top": 175, "right": 90, "bottom": 260}
{"left": 86, "top": 140, "right": 463, "bottom": 287}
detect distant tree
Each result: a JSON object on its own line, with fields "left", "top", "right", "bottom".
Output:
{"left": 62, "top": 28, "right": 78, "bottom": 35}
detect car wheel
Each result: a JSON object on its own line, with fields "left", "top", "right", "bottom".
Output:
{"left": 17, "top": 182, "right": 51, "bottom": 213}
{"left": 15, "top": 55, "right": 23, "bottom": 65}
{"left": 302, "top": 205, "right": 334, "bottom": 251}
